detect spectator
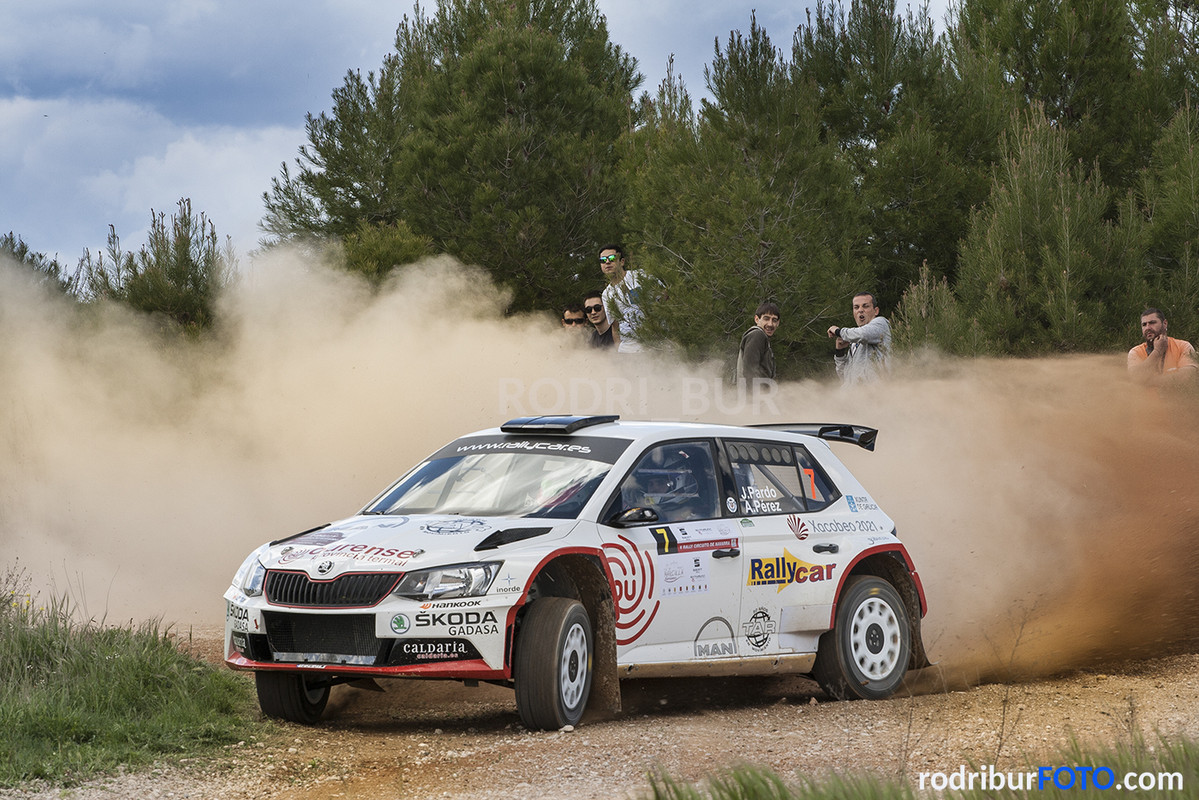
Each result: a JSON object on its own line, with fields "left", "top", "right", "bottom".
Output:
{"left": 1127, "top": 308, "right": 1198, "bottom": 385}
{"left": 583, "top": 289, "right": 619, "bottom": 349}
{"left": 599, "top": 244, "right": 656, "bottom": 354}
{"left": 560, "top": 304, "right": 588, "bottom": 335}
{"left": 735, "top": 301, "right": 780, "bottom": 382}
{"left": 827, "top": 292, "right": 892, "bottom": 385}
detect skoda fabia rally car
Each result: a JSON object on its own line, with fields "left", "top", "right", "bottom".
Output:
{"left": 225, "top": 416, "right": 929, "bottom": 729}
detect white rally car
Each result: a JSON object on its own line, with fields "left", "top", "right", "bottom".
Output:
{"left": 225, "top": 415, "right": 929, "bottom": 729}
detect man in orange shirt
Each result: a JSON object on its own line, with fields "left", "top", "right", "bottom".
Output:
{"left": 1127, "top": 308, "right": 1198, "bottom": 384}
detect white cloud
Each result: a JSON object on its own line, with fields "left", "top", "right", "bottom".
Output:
{"left": 82, "top": 125, "right": 305, "bottom": 261}
{"left": 0, "top": 94, "right": 301, "bottom": 262}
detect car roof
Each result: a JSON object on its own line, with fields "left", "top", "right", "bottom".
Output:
{"left": 466, "top": 416, "right": 877, "bottom": 451}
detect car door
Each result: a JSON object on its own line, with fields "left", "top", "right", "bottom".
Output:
{"left": 721, "top": 438, "right": 844, "bottom": 657}
{"left": 599, "top": 439, "right": 743, "bottom": 665}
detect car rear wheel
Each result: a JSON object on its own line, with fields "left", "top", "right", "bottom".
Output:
{"left": 514, "top": 597, "right": 593, "bottom": 729}
{"left": 255, "top": 671, "right": 331, "bottom": 724}
{"left": 813, "top": 575, "right": 910, "bottom": 700}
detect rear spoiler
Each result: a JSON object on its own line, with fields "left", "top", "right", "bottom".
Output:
{"left": 747, "top": 423, "right": 877, "bottom": 451}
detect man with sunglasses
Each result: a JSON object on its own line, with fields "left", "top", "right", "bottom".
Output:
{"left": 599, "top": 244, "right": 656, "bottom": 354}
{"left": 582, "top": 289, "right": 618, "bottom": 349}
{"left": 560, "top": 304, "right": 588, "bottom": 335}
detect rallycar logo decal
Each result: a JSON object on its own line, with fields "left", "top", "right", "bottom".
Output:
{"left": 603, "top": 534, "right": 659, "bottom": 645}
{"left": 747, "top": 549, "right": 837, "bottom": 592}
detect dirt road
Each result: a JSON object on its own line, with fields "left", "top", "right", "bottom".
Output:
{"left": 9, "top": 645, "right": 1198, "bottom": 800}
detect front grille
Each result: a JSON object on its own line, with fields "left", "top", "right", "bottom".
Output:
{"left": 263, "top": 611, "right": 383, "bottom": 664}
{"left": 265, "top": 570, "right": 402, "bottom": 607}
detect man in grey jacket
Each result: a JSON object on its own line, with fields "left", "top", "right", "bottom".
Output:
{"left": 827, "top": 292, "right": 891, "bottom": 385}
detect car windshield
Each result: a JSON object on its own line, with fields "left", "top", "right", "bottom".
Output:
{"left": 365, "top": 452, "right": 611, "bottom": 519}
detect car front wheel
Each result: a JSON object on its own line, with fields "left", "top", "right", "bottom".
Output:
{"left": 255, "top": 671, "right": 331, "bottom": 724}
{"left": 514, "top": 597, "right": 593, "bottom": 729}
{"left": 813, "top": 575, "right": 910, "bottom": 700}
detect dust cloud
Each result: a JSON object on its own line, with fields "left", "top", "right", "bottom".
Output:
{"left": 2, "top": 251, "right": 1196, "bottom": 684}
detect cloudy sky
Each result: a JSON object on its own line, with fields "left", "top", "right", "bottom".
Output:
{"left": 2, "top": 1, "right": 950, "bottom": 267}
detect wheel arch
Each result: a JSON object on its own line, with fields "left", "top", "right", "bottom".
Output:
{"left": 833, "top": 546, "right": 931, "bottom": 671}
{"left": 514, "top": 551, "right": 621, "bottom": 715}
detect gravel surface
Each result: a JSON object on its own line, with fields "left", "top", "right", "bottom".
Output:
{"left": 5, "top": 648, "right": 1198, "bottom": 800}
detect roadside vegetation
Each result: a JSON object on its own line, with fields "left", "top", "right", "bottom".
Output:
{"left": 8, "top": 0, "right": 1199, "bottom": 371}
{"left": 645, "top": 736, "right": 1198, "bottom": 799}
{"left": 0, "top": 563, "right": 259, "bottom": 787}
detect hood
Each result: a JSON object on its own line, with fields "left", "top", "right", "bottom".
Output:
{"left": 262, "top": 515, "right": 567, "bottom": 578}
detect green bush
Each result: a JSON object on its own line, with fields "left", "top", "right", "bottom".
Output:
{"left": 0, "top": 563, "right": 258, "bottom": 786}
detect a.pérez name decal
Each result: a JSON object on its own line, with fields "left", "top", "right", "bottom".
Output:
{"left": 739, "top": 485, "right": 782, "bottom": 514}
{"left": 747, "top": 549, "right": 837, "bottom": 592}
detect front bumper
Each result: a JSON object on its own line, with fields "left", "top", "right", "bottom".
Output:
{"left": 224, "top": 587, "right": 515, "bottom": 680}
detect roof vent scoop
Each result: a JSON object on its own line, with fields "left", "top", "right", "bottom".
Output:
{"left": 500, "top": 415, "right": 619, "bottom": 434}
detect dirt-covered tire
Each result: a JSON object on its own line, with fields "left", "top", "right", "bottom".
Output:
{"left": 255, "top": 671, "right": 331, "bottom": 724}
{"left": 813, "top": 575, "right": 911, "bottom": 701}
{"left": 514, "top": 597, "right": 593, "bottom": 730}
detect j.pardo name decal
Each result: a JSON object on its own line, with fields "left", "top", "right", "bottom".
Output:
{"left": 739, "top": 484, "right": 783, "bottom": 514}
{"left": 747, "top": 549, "right": 837, "bottom": 592}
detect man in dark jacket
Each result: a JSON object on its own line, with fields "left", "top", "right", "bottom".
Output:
{"left": 583, "top": 289, "right": 619, "bottom": 349}
{"left": 736, "top": 302, "right": 780, "bottom": 382}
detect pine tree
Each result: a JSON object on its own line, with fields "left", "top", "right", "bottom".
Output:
{"left": 80, "top": 199, "right": 234, "bottom": 332}
{"left": 955, "top": 108, "right": 1139, "bottom": 353}
{"left": 624, "top": 18, "right": 869, "bottom": 373}
{"left": 262, "top": 0, "right": 640, "bottom": 309}
{"left": 1126, "top": 102, "right": 1199, "bottom": 338}
{"left": 0, "top": 233, "right": 77, "bottom": 295}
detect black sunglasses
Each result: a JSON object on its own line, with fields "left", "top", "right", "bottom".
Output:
{"left": 562, "top": 318, "right": 588, "bottom": 325}
{"left": 584, "top": 304, "right": 603, "bottom": 314}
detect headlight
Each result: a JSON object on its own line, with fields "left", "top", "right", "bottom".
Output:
{"left": 231, "top": 545, "right": 269, "bottom": 597}
{"left": 393, "top": 562, "right": 502, "bottom": 601}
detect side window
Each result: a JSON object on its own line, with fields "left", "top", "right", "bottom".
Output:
{"left": 725, "top": 440, "right": 839, "bottom": 515}
{"left": 791, "top": 446, "right": 840, "bottom": 511}
{"left": 615, "top": 441, "right": 720, "bottom": 524}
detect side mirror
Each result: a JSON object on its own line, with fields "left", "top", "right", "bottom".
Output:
{"left": 607, "top": 507, "right": 659, "bottom": 528}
